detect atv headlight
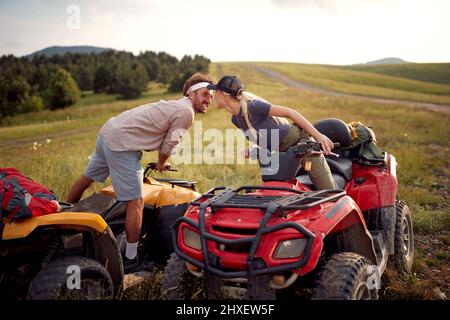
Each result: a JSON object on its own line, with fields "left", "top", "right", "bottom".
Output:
{"left": 274, "top": 238, "right": 307, "bottom": 259}
{"left": 183, "top": 227, "right": 201, "bottom": 250}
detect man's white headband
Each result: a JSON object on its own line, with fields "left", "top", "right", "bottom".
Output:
{"left": 187, "top": 82, "right": 210, "bottom": 93}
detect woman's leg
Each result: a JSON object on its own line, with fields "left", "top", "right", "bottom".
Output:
{"left": 280, "top": 125, "right": 337, "bottom": 190}
{"left": 302, "top": 154, "right": 337, "bottom": 189}
{"left": 299, "top": 130, "right": 337, "bottom": 190}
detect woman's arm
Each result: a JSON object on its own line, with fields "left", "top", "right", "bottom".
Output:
{"left": 269, "top": 105, "right": 334, "bottom": 154}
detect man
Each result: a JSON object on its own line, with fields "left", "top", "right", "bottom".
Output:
{"left": 67, "top": 73, "right": 214, "bottom": 271}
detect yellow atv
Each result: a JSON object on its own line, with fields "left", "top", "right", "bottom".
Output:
{"left": 1, "top": 203, "right": 123, "bottom": 300}
{"left": 0, "top": 162, "right": 199, "bottom": 300}
{"left": 65, "top": 162, "right": 201, "bottom": 275}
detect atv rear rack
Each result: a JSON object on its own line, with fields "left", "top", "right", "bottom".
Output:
{"left": 171, "top": 186, "right": 346, "bottom": 296}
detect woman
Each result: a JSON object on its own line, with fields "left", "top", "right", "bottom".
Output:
{"left": 207, "top": 75, "right": 337, "bottom": 190}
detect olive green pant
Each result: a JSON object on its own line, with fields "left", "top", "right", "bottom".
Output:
{"left": 279, "top": 125, "right": 337, "bottom": 190}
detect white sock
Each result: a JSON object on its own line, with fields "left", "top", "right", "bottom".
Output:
{"left": 125, "top": 241, "right": 138, "bottom": 260}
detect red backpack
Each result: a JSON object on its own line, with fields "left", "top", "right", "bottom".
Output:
{"left": 0, "top": 168, "right": 59, "bottom": 226}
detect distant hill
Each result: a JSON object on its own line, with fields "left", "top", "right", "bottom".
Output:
{"left": 359, "top": 57, "right": 409, "bottom": 65}
{"left": 26, "top": 45, "right": 114, "bottom": 58}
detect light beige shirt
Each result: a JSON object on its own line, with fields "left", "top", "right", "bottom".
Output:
{"left": 100, "top": 97, "right": 194, "bottom": 155}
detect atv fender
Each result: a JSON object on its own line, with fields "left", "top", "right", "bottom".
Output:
{"left": 302, "top": 196, "right": 377, "bottom": 274}
{"left": 2, "top": 212, "right": 107, "bottom": 240}
{"left": 100, "top": 183, "right": 162, "bottom": 206}
{"left": 93, "top": 226, "right": 124, "bottom": 295}
{"left": 155, "top": 186, "right": 200, "bottom": 208}
{"left": 99, "top": 178, "right": 200, "bottom": 208}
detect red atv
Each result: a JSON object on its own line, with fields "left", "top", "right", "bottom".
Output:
{"left": 161, "top": 119, "right": 414, "bottom": 300}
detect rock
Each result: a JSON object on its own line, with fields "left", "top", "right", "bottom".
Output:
{"left": 123, "top": 271, "right": 152, "bottom": 290}
{"left": 433, "top": 287, "right": 447, "bottom": 300}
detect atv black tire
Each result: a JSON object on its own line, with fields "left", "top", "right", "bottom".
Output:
{"left": 391, "top": 200, "right": 414, "bottom": 273}
{"left": 313, "top": 252, "right": 379, "bottom": 300}
{"left": 155, "top": 204, "right": 189, "bottom": 257}
{"left": 160, "top": 253, "right": 204, "bottom": 300}
{"left": 27, "top": 256, "right": 114, "bottom": 300}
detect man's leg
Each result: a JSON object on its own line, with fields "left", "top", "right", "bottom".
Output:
{"left": 125, "top": 198, "right": 144, "bottom": 260}
{"left": 125, "top": 198, "right": 144, "bottom": 242}
{"left": 67, "top": 134, "right": 110, "bottom": 203}
{"left": 102, "top": 141, "right": 144, "bottom": 264}
{"left": 67, "top": 175, "right": 94, "bottom": 203}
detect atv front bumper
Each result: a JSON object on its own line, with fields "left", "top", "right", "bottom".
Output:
{"left": 171, "top": 186, "right": 344, "bottom": 279}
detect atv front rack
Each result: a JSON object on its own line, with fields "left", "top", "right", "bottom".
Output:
{"left": 191, "top": 186, "right": 345, "bottom": 213}
{"left": 171, "top": 186, "right": 346, "bottom": 293}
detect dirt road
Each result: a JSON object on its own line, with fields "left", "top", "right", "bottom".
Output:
{"left": 253, "top": 65, "right": 450, "bottom": 114}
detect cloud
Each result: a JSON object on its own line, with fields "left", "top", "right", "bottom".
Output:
{"left": 272, "top": 0, "right": 337, "bottom": 10}
{"left": 271, "top": 0, "right": 385, "bottom": 13}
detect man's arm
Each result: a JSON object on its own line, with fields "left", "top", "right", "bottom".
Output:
{"left": 156, "top": 152, "right": 171, "bottom": 172}
{"left": 158, "top": 108, "right": 194, "bottom": 170}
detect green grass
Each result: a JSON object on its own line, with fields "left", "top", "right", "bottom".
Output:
{"left": 412, "top": 206, "right": 450, "bottom": 234}
{"left": 344, "top": 63, "right": 450, "bottom": 86}
{"left": 436, "top": 251, "right": 450, "bottom": 262}
{"left": 253, "top": 62, "right": 450, "bottom": 105}
{"left": 76, "top": 92, "right": 119, "bottom": 107}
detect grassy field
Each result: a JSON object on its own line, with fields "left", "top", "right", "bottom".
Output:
{"left": 253, "top": 62, "right": 450, "bottom": 105}
{"left": 343, "top": 62, "right": 450, "bottom": 85}
{"left": 1, "top": 62, "right": 449, "bottom": 299}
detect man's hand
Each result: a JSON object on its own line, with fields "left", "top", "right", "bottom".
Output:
{"left": 156, "top": 162, "right": 169, "bottom": 173}
{"left": 157, "top": 152, "right": 171, "bottom": 173}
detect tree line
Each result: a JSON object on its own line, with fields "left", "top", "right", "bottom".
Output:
{"left": 0, "top": 50, "right": 210, "bottom": 119}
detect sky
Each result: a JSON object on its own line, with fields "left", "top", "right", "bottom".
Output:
{"left": 0, "top": 0, "right": 449, "bottom": 65}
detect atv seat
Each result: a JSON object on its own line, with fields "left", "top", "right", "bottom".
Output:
{"left": 325, "top": 157, "right": 353, "bottom": 181}
{"left": 152, "top": 178, "right": 197, "bottom": 191}
{"left": 296, "top": 173, "right": 347, "bottom": 190}
{"left": 65, "top": 184, "right": 158, "bottom": 222}
{"left": 65, "top": 193, "right": 125, "bottom": 221}
{"left": 297, "top": 156, "right": 353, "bottom": 182}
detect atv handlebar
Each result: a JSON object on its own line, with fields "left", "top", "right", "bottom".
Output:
{"left": 144, "top": 162, "right": 177, "bottom": 179}
{"left": 249, "top": 142, "right": 340, "bottom": 160}
{"left": 293, "top": 141, "right": 340, "bottom": 157}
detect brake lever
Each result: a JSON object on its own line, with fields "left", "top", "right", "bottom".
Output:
{"left": 328, "top": 152, "right": 340, "bottom": 158}
{"left": 309, "top": 150, "right": 340, "bottom": 158}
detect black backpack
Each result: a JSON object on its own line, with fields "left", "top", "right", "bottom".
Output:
{"left": 342, "top": 121, "right": 384, "bottom": 162}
